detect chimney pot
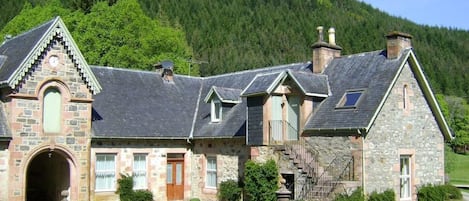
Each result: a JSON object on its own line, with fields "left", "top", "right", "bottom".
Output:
{"left": 311, "top": 26, "right": 342, "bottom": 74}
{"left": 328, "top": 27, "right": 336, "bottom": 45}
{"left": 317, "top": 26, "right": 324, "bottom": 42}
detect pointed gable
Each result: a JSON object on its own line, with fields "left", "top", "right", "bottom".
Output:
{"left": 204, "top": 86, "right": 242, "bottom": 104}
{"left": 0, "top": 16, "right": 101, "bottom": 94}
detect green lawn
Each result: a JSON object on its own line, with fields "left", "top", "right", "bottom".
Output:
{"left": 448, "top": 151, "right": 469, "bottom": 185}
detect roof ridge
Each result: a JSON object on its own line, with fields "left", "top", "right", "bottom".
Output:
{"left": 90, "top": 65, "right": 203, "bottom": 80}
{"left": 203, "top": 61, "right": 310, "bottom": 79}
{"left": 342, "top": 49, "right": 384, "bottom": 58}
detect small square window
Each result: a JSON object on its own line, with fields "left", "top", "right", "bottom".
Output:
{"left": 337, "top": 90, "right": 365, "bottom": 108}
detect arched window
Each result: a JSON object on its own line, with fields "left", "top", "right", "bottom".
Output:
{"left": 43, "top": 88, "right": 62, "bottom": 133}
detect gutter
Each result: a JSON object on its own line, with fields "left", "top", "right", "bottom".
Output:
{"left": 304, "top": 127, "right": 365, "bottom": 136}
{"left": 91, "top": 136, "right": 188, "bottom": 140}
{"left": 190, "top": 135, "right": 245, "bottom": 140}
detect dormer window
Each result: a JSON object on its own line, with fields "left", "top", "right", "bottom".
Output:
{"left": 204, "top": 86, "right": 242, "bottom": 123}
{"left": 337, "top": 90, "right": 365, "bottom": 109}
{"left": 211, "top": 98, "right": 222, "bottom": 122}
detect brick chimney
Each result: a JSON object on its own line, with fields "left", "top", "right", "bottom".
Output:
{"left": 311, "top": 26, "right": 342, "bottom": 74}
{"left": 386, "top": 31, "right": 412, "bottom": 59}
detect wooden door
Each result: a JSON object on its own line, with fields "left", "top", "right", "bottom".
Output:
{"left": 167, "top": 159, "right": 184, "bottom": 200}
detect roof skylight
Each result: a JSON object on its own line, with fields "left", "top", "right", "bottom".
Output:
{"left": 337, "top": 90, "right": 365, "bottom": 108}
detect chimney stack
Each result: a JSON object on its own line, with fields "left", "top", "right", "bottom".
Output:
{"left": 386, "top": 31, "right": 412, "bottom": 59}
{"left": 311, "top": 26, "right": 342, "bottom": 74}
{"left": 154, "top": 60, "right": 175, "bottom": 82}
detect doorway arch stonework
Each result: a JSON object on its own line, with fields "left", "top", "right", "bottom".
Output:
{"left": 23, "top": 145, "right": 78, "bottom": 201}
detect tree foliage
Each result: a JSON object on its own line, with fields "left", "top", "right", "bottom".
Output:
{"left": 244, "top": 159, "right": 278, "bottom": 201}
{"left": 437, "top": 94, "right": 469, "bottom": 152}
{"left": 0, "top": 0, "right": 196, "bottom": 75}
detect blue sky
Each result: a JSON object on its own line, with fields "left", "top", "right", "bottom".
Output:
{"left": 359, "top": 0, "right": 469, "bottom": 30}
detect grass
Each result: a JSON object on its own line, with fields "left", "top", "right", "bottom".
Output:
{"left": 448, "top": 151, "right": 469, "bottom": 185}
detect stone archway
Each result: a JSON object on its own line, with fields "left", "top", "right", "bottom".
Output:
{"left": 26, "top": 150, "right": 70, "bottom": 201}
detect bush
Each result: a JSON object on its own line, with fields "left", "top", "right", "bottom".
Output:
{"left": 417, "top": 184, "right": 461, "bottom": 201}
{"left": 218, "top": 179, "right": 242, "bottom": 201}
{"left": 116, "top": 174, "right": 153, "bottom": 201}
{"left": 189, "top": 198, "right": 201, "bottom": 201}
{"left": 368, "top": 189, "right": 395, "bottom": 201}
{"left": 134, "top": 190, "right": 153, "bottom": 201}
{"left": 333, "top": 188, "right": 394, "bottom": 201}
{"left": 244, "top": 159, "right": 279, "bottom": 201}
{"left": 333, "top": 187, "right": 364, "bottom": 201}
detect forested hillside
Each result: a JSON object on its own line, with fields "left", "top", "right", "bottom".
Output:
{"left": 141, "top": 0, "right": 469, "bottom": 98}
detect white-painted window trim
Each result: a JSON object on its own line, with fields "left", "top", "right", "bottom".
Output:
{"left": 211, "top": 98, "right": 222, "bottom": 122}
{"left": 95, "top": 154, "right": 116, "bottom": 191}
{"left": 400, "top": 155, "right": 411, "bottom": 200}
{"left": 206, "top": 156, "right": 217, "bottom": 188}
{"left": 133, "top": 154, "right": 148, "bottom": 189}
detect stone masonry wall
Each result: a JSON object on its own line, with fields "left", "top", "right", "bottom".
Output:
{"left": 191, "top": 138, "right": 249, "bottom": 201}
{"left": 91, "top": 140, "right": 190, "bottom": 201}
{"left": 364, "top": 62, "right": 445, "bottom": 200}
{"left": 2, "top": 39, "right": 93, "bottom": 201}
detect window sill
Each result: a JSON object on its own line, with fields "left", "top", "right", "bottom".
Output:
{"left": 202, "top": 187, "right": 217, "bottom": 194}
{"left": 94, "top": 189, "right": 116, "bottom": 193}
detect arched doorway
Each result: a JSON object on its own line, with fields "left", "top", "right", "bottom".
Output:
{"left": 26, "top": 150, "right": 70, "bottom": 201}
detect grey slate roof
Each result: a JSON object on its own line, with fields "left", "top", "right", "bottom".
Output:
{"left": 204, "top": 86, "right": 242, "bottom": 103}
{"left": 0, "top": 18, "right": 55, "bottom": 83}
{"left": 90, "top": 62, "right": 309, "bottom": 139}
{"left": 192, "top": 63, "right": 310, "bottom": 138}
{"left": 288, "top": 70, "right": 330, "bottom": 96}
{"left": 90, "top": 66, "right": 202, "bottom": 138}
{"left": 305, "top": 50, "right": 410, "bottom": 132}
{"left": 241, "top": 71, "right": 284, "bottom": 96}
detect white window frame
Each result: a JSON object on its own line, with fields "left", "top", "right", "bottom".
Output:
{"left": 206, "top": 156, "right": 217, "bottom": 188}
{"left": 95, "top": 154, "right": 116, "bottom": 191}
{"left": 211, "top": 98, "right": 222, "bottom": 122}
{"left": 400, "top": 155, "right": 411, "bottom": 200}
{"left": 43, "top": 87, "right": 62, "bottom": 133}
{"left": 133, "top": 154, "right": 148, "bottom": 189}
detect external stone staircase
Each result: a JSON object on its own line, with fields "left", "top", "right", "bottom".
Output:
{"left": 279, "top": 140, "right": 355, "bottom": 201}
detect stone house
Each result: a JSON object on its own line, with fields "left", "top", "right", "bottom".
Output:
{"left": 0, "top": 17, "right": 451, "bottom": 201}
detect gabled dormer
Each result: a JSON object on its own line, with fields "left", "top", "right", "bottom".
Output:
{"left": 241, "top": 70, "right": 329, "bottom": 145}
{"left": 204, "top": 86, "right": 242, "bottom": 123}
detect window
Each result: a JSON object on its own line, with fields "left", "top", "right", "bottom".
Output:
{"left": 133, "top": 154, "right": 147, "bottom": 189}
{"left": 96, "top": 154, "right": 116, "bottom": 191}
{"left": 206, "top": 156, "right": 217, "bottom": 188}
{"left": 400, "top": 155, "right": 411, "bottom": 199}
{"left": 337, "top": 90, "right": 364, "bottom": 108}
{"left": 403, "top": 85, "right": 408, "bottom": 109}
{"left": 211, "top": 98, "right": 222, "bottom": 122}
{"left": 43, "top": 88, "right": 61, "bottom": 133}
